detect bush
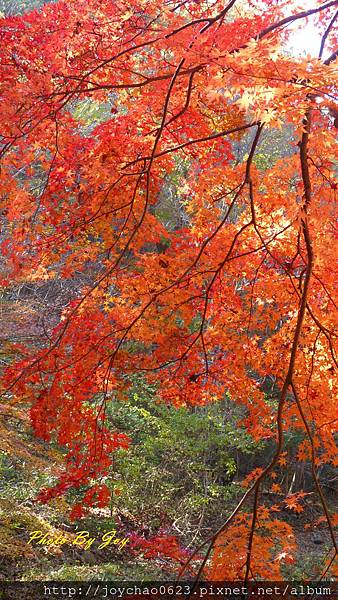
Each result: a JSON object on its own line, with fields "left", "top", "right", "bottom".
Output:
{"left": 104, "top": 377, "right": 260, "bottom": 544}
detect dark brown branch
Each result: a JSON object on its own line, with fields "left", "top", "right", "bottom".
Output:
{"left": 291, "top": 382, "right": 337, "bottom": 558}
{"left": 123, "top": 121, "right": 258, "bottom": 168}
{"left": 319, "top": 9, "right": 338, "bottom": 58}
{"left": 166, "top": 0, "right": 238, "bottom": 38}
{"left": 180, "top": 97, "right": 316, "bottom": 587}
{"left": 257, "top": 0, "right": 338, "bottom": 42}
{"left": 244, "top": 484, "right": 260, "bottom": 583}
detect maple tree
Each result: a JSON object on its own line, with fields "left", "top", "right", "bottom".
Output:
{"left": 0, "top": 0, "right": 337, "bottom": 581}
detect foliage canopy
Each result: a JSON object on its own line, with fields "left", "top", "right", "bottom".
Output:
{"left": 0, "top": 0, "right": 337, "bottom": 581}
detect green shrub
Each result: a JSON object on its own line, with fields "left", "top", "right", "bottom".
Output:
{"left": 104, "top": 377, "right": 260, "bottom": 544}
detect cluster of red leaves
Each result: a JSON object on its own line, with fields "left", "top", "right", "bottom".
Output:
{"left": 129, "top": 533, "right": 190, "bottom": 565}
